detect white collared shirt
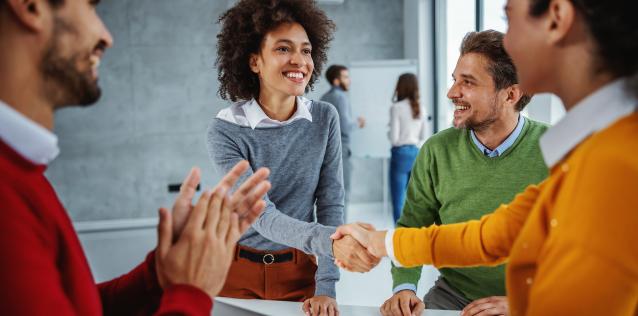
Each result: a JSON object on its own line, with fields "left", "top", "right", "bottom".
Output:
{"left": 0, "top": 99, "right": 59, "bottom": 165}
{"left": 216, "top": 97, "right": 313, "bottom": 129}
{"left": 540, "top": 79, "right": 637, "bottom": 168}
{"left": 386, "top": 79, "right": 637, "bottom": 266}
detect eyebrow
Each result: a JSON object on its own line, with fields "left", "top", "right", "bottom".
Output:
{"left": 274, "top": 39, "right": 312, "bottom": 46}
{"left": 458, "top": 73, "right": 478, "bottom": 81}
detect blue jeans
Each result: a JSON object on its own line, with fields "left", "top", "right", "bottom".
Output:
{"left": 390, "top": 145, "right": 418, "bottom": 222}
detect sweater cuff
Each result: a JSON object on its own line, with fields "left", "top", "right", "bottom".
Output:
{"left": 393, "top": 283, "right": 417, "bottom": 294}
{"left": 144, "top": 250, "right": 162, "bottom": 294}
{"left": 313, "top": 226, "right": 338, "bottom": 258}
{"left": 314, "top": 281, "right": 337, "bottom": 298}
{"left": 158, "top": 284, "right": 213, "bottom": 316}
{"left": 385, "top": 229, "right": 403, "bottom": 267}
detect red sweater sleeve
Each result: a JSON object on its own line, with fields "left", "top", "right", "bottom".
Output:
{"left": 98, "top": 251, "right": 213, "bottom": 316}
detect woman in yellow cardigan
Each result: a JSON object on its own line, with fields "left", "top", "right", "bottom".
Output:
{"left": 332, "top": 0, "right": 638, "bottom": 315}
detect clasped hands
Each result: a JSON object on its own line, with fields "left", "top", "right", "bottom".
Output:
{"left": 330, "top": 223, "right": 388, "bottom": 272}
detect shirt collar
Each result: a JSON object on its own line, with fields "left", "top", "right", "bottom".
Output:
{"left": 470, "top": 114, "right": 525, "bottom": 158}
{"left": 0, "top": 99, "right": 60, "bottom": 165}
{"left": 540, "top": 79, "right": 637, "bottom": 168}
{"left": 242, "top": 96, "right": 313, "bottom": 129}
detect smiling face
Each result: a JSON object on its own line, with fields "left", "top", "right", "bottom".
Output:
{"left": 447, "top": 52, "right": 505, "bottom": 131}
{"left": 40, "top": 0, "right": 113, "bottom": 108}
{"left": 249, "top": 22, "right": 314, "bottom": 100}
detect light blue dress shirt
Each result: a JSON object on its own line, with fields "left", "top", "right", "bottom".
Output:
{"left": 470, "top": 114, "right": 525, "bottom": 157}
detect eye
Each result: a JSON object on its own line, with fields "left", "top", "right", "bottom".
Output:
{"left": 276, "top": 46, "right": 290, "bottom": 53}
{"left": 302, "top": 48, "right": 312, "bottom": 55}
{"left": 464, "top": 80, "right": 473, "bottom": 86}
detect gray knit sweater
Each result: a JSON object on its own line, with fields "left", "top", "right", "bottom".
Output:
{"left": 206, "top": 100, "right": 344, "bottom": 298}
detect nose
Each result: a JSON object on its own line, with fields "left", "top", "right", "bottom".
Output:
{"left": 447, "top": 81, "right": 461, "bottom": 100}
{"left": 289, "top": 50, "right": 305, "bottom": 67}
{"left": 98, "top": 17, "right": 114, "bottom": 49}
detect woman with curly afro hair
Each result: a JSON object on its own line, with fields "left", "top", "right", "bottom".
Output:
{"left": 206, "top": 1, "right": 377, "bottom": 315}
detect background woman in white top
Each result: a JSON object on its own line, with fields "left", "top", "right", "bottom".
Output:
{"left": 388, "top": 73, "right": 426, "bottom": 222}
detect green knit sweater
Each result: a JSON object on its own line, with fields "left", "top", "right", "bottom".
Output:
{"left": 391, "top": 117, "right": 548, "bottom": 301}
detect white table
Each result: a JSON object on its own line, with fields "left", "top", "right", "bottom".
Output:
{"left": 214, "top": 297, "right": 460, "bottom": 316}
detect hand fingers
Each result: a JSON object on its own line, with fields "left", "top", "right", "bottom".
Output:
{"left": 216, "top": 193, "right": 233, "bottom": 238}
{"left": 311, "top": 300, "right": 320, "bottom": 316}
{"left": 462, "top": 297, "right": 491, "bottom": 315}
{"left": 301, "top": 299, "right": 310, "bottom": 315}
{"left": 463, "top": 303, "right": 495, "bottom": 316}
{"left": 184, "top": 190, "right": 212, "bottom": 232}
{"left": 157, "top": 208, "right": 173, "bottom": 259}
{"left": 226, "top": 213, "right": 241, "bottom": 246}
{"left": 475, "top": 308, "right": 502, "bottom": 316}
{"left": 413, "top": 299, "right": 425, "bottom": 316}
{"left": 233, "top": 167, "right": 270, "bottom": 202}
{"left": 330, "top": 224, "right": 354, "bottom": 240}
{"left": 239, "top": 199, "right": 266, "bottom": 233}
{"left": 204, "top": 186, "right": 226, "bottom": 233}
{"left": 236, "top": 180, "right": 271, "bottom": 218}
{"left": 321, "top": 304, "right": 328, "bottom": 316}
{"left": 216, "top": 160, "right": 250, "bottom": 191}
{"left": 174, "top": 167, "right": 201, "bottom": 210}
{"left": 356, "top": 222, "right": 376, "bottom": 231}
{"left": 399, "top": 296, "right": 412, "bottom": 316}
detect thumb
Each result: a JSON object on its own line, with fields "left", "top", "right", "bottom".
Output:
{"left": 157, "top": 207, "right": 173, "bottom": 259}
{"left": 330, "top": 224, "right": 352, "bottom": 240}
{"left": 356, "top": 222, "right": 376, "bottom": 231}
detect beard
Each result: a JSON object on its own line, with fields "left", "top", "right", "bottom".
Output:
{"left": 40, "top": 17, "right": 102, "bottom": 108}
{"left": 453, "top": 97, "right": 499, "bottom": 132}
{"left": 338, "top": 81, "right": 349, "bottom": 92}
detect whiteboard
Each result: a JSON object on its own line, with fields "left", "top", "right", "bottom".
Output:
{"left": 348, "top": 59, "right": 418, "bottom": 158}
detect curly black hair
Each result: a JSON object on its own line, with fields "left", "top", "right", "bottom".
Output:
{"left": 216, "top": 0, "right": 335, "bottom": 102}
{"left": 529, "top": 0, "right": 638, "bottom": 96}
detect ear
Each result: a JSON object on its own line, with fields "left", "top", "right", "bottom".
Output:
{"left": 5, "top": 0, "right": 51, "bottom": 32}
{"left": 504, "top": 84, "right": 523, "bottom": 108}
{"left": 545, "top": 0, "right": 576, "bottom": 45}
{"left": 249, "top": 53, "right": 260, "bottom": 74}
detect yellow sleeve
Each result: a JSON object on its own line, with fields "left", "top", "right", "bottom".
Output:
{"left": 393, "top": 181, "right": 541, "bottom": 268}
{"left": 526, "top": 147, "right": 638, "bottom": 315}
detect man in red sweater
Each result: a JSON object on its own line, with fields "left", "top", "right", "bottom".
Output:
{"left": 0, "top": 0, "right": 272, "bottom": 315}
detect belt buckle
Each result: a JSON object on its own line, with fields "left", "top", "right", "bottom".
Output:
{"left": 263, "top": 253, "right": 275, "bottom": 265}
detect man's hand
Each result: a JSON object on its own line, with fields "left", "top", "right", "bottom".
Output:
{"left": 332, "top": 235, "right": 380, "bottom": 272}
{"left": 380, "top": 290, "right": 425, "bottom": 316}
{"left": 461, "top": 296, "right": 509, "bottom": 316}
{"left": 168, "top": 161, "right": 269, "bottom": 242}
{"left": 302, "top": 295, "right": 339, "bottom": 316}
{"left": 357, "top": 116, "right": 366, "bottom": 128}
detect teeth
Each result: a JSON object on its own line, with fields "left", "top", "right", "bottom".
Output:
{"left": 89, "top": 55, "right": 100, "bottom": 68}
{"left": 285, "top": 72, "right": 303, "bottom": 79}
{"left": 455, "top": 105, "right": 469, "bottom": 111}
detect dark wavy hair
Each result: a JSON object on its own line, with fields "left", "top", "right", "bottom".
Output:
{"left": 216, "top": 0, "right": 335, "bottom": 102}
{"left": 325, "top": 64, "right": 347, "bottom": 85}
{"left": 528, "top": 0, "right": 638, "bottom": 97}
{"left": 461, "top": 30, "right": 532, "bottom": 111}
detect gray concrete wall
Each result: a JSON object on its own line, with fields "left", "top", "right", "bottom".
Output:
{"left": 47, "top": 0, "right": 404, "bottom": 221}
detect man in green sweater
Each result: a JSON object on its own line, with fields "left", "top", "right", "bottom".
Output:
{"left": 380, "top": 30, "right": 548, "bottom": 316}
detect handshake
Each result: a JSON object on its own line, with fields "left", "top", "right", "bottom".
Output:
{"left": 330, "top": 223, "right": 390, "bottom": 272}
